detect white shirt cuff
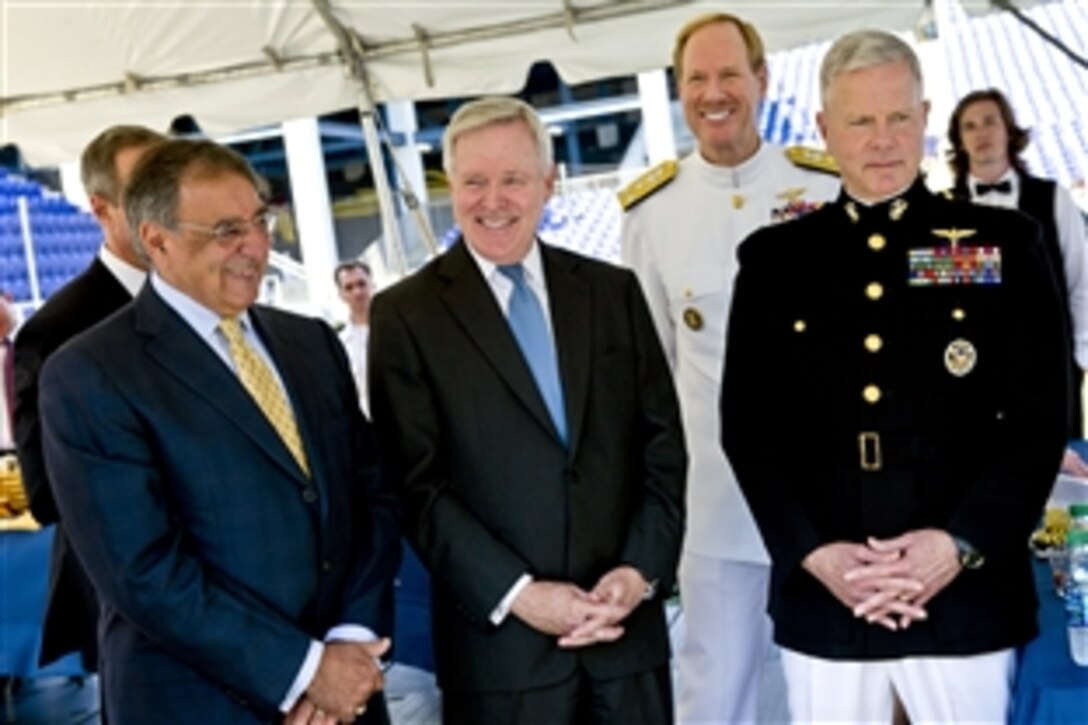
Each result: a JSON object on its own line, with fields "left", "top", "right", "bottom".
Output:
{"left": 325, "top": 624, "right": 378, "bottom": 644}
{"left": 490, "top": 573, "right": 533, "bottom": 626}
{"left": 280, "top": 640, "right": 323, "bottom": 713}
{"left": 278, "top": 625, "right": 381, "bottom": 713}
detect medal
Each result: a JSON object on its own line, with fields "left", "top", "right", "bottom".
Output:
{"left": 944, "top": 338, "right": 977, "bottom": 377}
{"left": 908, "top": 246, "right": 1001, "bottom": 286}
{"left": 683, "top": 307, "right": 703, "bottom": 331}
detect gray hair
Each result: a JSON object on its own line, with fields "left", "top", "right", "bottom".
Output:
{"left": 820, "top": 30, "right": 923, "bottom": 107}
{"left": 442, "top": 97, "right": 553, "bottom": 176}
{"left": 80, "top": 125, "right": 165, "bottom": 201}
{"left": 123, "top": 139, "right": 259, "bottom": 265}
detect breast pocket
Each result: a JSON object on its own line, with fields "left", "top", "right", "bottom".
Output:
{"left": 669, "top": 264, "right": 731, "bottom": 384}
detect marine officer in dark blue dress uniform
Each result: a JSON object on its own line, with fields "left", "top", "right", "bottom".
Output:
{"left": 720, "top": 29, "right": 1069, "bottom": 723}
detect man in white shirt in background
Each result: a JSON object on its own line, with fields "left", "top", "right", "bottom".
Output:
{"left": 335, "top": 260, "right": 375, "bottom": 417}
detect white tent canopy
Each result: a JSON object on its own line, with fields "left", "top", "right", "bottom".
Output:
{"left": 0, "top": 0, "right": 938, "bottom": 164}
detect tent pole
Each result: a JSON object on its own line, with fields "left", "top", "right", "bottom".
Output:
{"left": 313, "top": 0, "right": 407, "bottom": 275}
{"left": 357, "top": 97, "right": 407, "bottom": 275}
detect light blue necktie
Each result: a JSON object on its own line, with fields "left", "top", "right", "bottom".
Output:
{"left": 498, "top": 264, "right": 568, "bottom": 445}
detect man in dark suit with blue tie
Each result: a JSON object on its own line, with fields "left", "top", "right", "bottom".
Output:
{"left": 15, "top": 125, "right": 164, "bottom": 678}
{"left": 369, "top": 97, "right": 687, "bottom": 723}
{"left": 39, "top": 139, "right": 400, "bottom": 724}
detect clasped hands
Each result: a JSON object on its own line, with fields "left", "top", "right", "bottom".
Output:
{"left": 284, "top": 638, "right": 389, "bottom": 725}
{"left": 511, "top": 565, "right": 648, "bottom": 648}
{"left": 803, "top": 528, "right": 961, "bottom": 631}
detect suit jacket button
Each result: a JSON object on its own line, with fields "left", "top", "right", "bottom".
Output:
{"left": 322, "top": 560, "right": 332, "bottom": 572}
{"left": 302, "top": 487, "right": 318, "bottom": 503}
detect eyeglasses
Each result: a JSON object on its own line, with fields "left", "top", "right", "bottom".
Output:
{"left": 174, "top": 209, "right": 277, "bottom": 246}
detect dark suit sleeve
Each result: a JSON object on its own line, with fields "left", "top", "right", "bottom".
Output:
{"left": 317, "top": 321, "right": 401, "bottom": 635}
{"left": 945, "top": 221, "right": 1069, "bottom": 558}
{"left": 721, "top": 236, "right": 824, "bottom": 577}
{"left": 40, "top": 346, "right": 312, "bottom": 713}
{"left": 616, "top": 272, "right": 687, "bottom": 593}
{"left": 14, "top": 321, "right": 62, "bottom": 522}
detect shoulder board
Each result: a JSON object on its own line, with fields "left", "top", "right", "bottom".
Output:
{"left": 785, "top": 145, "right": 840, "bottom": 176}
{"left": 617, "top": 160, "right": 678, "bottom": 211}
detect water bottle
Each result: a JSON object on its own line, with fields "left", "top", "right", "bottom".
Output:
{"left": 1066, "top": 528, "right": 1088, "bottom": 666}
{"left": 1070, "top": 503, "right": 1088, "bottom": 532}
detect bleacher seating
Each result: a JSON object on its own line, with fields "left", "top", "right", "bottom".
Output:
{"left": 0, "top": 168, "right": 101, "bottom": 303}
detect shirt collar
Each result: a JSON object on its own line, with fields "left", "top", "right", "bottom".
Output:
{"left": 969, "top": 168, "right": 1017, "bottom": 195}
{"left": 464, "top": 237, "right": 545, "bottom": 287}
{"left": 98, "top": 245, "right": 147, "bottom": 297}
{"left": 150, "top": 273, "right": 253, "bottom": 340}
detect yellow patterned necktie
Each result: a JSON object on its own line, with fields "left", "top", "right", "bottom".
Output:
{"left": 219, "top": 317, "right": 310, "bottom": 477}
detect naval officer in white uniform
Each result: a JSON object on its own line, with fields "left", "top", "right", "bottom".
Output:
{"left": 620, "top": 12, "right": 839, "bottom": 723}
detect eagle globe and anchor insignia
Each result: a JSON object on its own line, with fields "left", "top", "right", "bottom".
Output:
{"left": 944, "top": 338, "right": 978, "bottom": 377}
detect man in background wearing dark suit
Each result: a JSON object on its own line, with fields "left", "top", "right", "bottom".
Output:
{"left": 39, "top": 139, "right": 400, "bottom": 723}
{"left": 369, "top": 97, "right": 687, "bottom": 724}
{"left": 14, "top": 124, "right": 164, "bottom": 675}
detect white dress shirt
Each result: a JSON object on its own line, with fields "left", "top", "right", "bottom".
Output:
{"left": 463, "top": 240, "right": 553, "bottom": 625}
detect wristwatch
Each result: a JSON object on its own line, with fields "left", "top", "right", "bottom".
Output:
{"left": 642, "top": 577, "right": 659, "bottom": 601}
{"left": 952, "top": 535, "right": 985, "bottom": 570}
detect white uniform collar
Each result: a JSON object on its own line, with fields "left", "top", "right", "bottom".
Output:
{"left": 691, "top": 141, "right": 769, "bottom": 189}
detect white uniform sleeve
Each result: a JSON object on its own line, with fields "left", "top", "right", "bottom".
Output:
{"left": 621, "top": 210, "right": 677, "bottom": 370}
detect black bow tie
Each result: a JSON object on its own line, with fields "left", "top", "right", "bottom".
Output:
{"left": 975, "top": 180, "right": 1012, "bottom": 196}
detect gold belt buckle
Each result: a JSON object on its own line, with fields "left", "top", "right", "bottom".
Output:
{"left": 858, "top": 432, "right": 882, "bottom": 472}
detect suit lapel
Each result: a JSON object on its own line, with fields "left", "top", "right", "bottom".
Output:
{"left": 542, "top": 245, "right": 591, "bottom": 453}
{"left": 134, "top": 286, "right": 308, "bottom": 484}
{"left": 438, "top": 241, "right": 559, "bottom": 441}
{"left": 85, "top": 258, "right": 136, "bottom": 312}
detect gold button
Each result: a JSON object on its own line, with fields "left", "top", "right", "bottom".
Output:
{"left": 952, "top": 307, "right": 966, "bottom": 321}
{"left": 794, "top": 319, "right": 807, "bottom": 333}
{"left": 862, "top": 385, "right": 882, "bottom": 404}
{"left": 864, "top": 334, "right": 883, "bottom": 352}
{"left": 868, "top": 234, "right": 887, "bottom": 251}
{"left": 866, "top": 282, "right": 884, "bottom": 300}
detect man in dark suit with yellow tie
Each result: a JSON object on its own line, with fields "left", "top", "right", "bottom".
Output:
{"left": 369, "top": 97, "right": 687, "bottom": 723}
{"left": 39, "top": 139, "right": 400, "bottom": 724}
